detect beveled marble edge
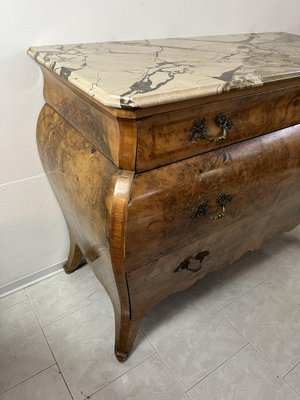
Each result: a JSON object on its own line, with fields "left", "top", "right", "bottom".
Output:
{"left": 27, "top": 32, "right": 300, "bottom": 109}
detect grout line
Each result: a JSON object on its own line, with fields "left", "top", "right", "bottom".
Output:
{"left": 186, "top": 343, "right": 248, "bottom": 394}
{"left": 142, "top": 319, "right": 249, "bottom": 395}
{"left": 38, "top": 291, "right": 107, "bottom": 329}
{"left": 214, "top": 280, "right": 267, "bottom": 312}
{"left": 283, "top": 360, "right": 300, "bottom": 378}
{"left": 247, "top": 343, "right": 300, "bottom": 397}
{"left": 216, "top": 279, "right": 267, "bottom": 312}
{"left": 141, "top": 323, "right": 187, "bottom": 389}
{"left": 0, "top": 173, "right": 45, "bottom": 188}
{"left": 220, "top": 307, "right": 283, "bottom": 373}
{"left": 220, "top": 279, "right": 300, "bottom": 389}
{"left": 0, "top": 291, "right": 26, "bottom": 313}
{"left": 221, "top": 306, "right": 300, "bottom": 394}
{"left": 141, "top": 328, "right": 187, "bottom": 393}
{"left": 50, "top": 362, "right": 75, "bottom": 400}
{"left": 264, "top": 277, "right": 300, "bottom": 307}
{"left": 283, "top": 376, "right": 300, "bottom": 397}
{"left": 26, "top": 292, "right": 75, "bottom": 400}
{"left": 0, "top": 364, "right": 56, "bottom": 396}
{"left": 86, "top": 352, "right": 156, "bottom": 398}
{"left": 26, "top": 285, "right": 156, "bottom": 399}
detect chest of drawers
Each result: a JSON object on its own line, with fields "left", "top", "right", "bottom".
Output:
{"left": 28, "top": 32, "right": 300, "bottom": 361}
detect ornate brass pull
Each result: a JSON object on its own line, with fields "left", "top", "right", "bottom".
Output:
{"left": 188, "top": 113, "right": 233, "bottom": 142}
{"left": 192, "top": 193, "right": 232, "bottom": 220}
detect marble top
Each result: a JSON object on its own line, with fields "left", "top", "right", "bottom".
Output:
{"left": 28, "top": 32, "right": 300, "bottom": 109}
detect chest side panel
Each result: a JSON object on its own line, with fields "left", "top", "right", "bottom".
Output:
{"left": 42, "top": 68, "right": 137, "bottom": 170}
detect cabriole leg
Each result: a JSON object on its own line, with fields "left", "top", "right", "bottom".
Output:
{"left": 114, "top": 311, "right": 142, "bottom": 362}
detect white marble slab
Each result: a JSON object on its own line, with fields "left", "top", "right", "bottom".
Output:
{"left": 28, "top": 32, "right": 300, "bottom": 109}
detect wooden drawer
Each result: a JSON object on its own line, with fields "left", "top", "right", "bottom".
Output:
{"left": 128, "top": 203, "right": 300, "bottom": 319}
{"left": 136, "top": 85, "right": 300, "bottom": 171}
{"left": 125, "top": 124, "right": 300, "bottom": 272}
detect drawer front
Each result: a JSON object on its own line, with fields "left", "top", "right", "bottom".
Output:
{"left": 128, "top": 206, "right": 300, "bottom": 319}
{"left": 136, "top": 85, "right": 300, "bottom": 171}
{"left": 125, "top": 125, "right": 300, "bottom": 272}
{"left": 127, "top": 209, "right": 300, "bottom": 319}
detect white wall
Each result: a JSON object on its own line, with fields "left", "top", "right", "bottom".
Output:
{"left": 1, "top": 0, "right": 300, "bottom": 295}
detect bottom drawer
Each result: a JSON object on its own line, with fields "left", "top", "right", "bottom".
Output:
{"left": 127, "top": 126, "right": 300, "bottom": 318}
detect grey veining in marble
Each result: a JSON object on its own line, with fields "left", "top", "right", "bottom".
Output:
{"left": 222, "top": 281, "right": 300, "bottom": 376}
{"left": 28, "top": 32, "right": 300, "bottom": 108}
{"left": 0, "top": 300, "right": 54, "bottom": 394}
{"left": 188, "top": 345, "right": 300, "bottom": 400}
{"left": 44, "top": 297, "right": 154, "bottom": 400}
{"left": 0, "top": 365, "right": 72, "bottom": 400}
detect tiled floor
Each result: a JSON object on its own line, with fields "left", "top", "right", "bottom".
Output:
{"left": 1, "top": 228, "right": 300, "bottom": 399}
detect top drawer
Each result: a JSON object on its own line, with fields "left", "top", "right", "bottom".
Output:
{"left": 136, "top": 85, "right": 300, "bottom": 172}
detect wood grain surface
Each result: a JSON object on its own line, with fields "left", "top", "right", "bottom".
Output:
{"left": 42, "top": 68, "right": 137, "bottom": 170}
{"left": 35, "top": 68, "right": 300, "bottom": 361}
{"left": 126, "top": 125, "right": 300, "bottom": 271}
{"left": 37, "top": 104, "right": 137, "bottom": 360}
{"left": 137, "top": 84, "right": 300, "bottom": 171}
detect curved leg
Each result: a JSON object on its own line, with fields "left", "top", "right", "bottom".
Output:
{"left": 114, "top": 311, "right": 142, "bottom": 362}
{"left": 64, "top": 235, "right": 86, "bottom": 274}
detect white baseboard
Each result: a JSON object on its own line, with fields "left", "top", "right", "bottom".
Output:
{"left": 0, "top": 260, "right": 67, "bottom": 299}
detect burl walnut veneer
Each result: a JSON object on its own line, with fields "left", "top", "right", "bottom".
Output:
{"left": 28, "top": 32, "right": 300, "bottom": 361}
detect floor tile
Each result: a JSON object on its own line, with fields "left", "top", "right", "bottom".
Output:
{"left": 44, "top": 297, "right": 155, "bottom": 400}
{"left": 197, "top": 250, "right": 266, "bottom": 310}
{"left": 285, "top": 363, "right": 300, "bottom": 395}
{"left": 142, "top": 284, "right": 246, "bottom": 391}
{"left": 188, "top": 345, "right": 300, "bottom": 400}
{"left": 222, "top": 281, "right": 300, "bottom": 376}
{"left": 259, "top": 228, "right": 300, "bottom": 304}
{"left": 0, "top": 300, "right": 54, "bottom": 394}
{"left": 0, "top": 290, "right": 26, "bottom": 312}
{"left": 0, "top": 365, "right": 72, "bottom": 400}
{"left": 91, "top": 354, "right": 188, "bottom": 400}
{"left": 26, "top": 266, "right": 105, "bottom": 327}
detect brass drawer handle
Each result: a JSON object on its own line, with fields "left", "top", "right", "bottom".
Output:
{"left": 192, "top": 193, "right": 232, "bottom": 220}
{"left": 188, "top": 113, "right": 233, "bottom": 142}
